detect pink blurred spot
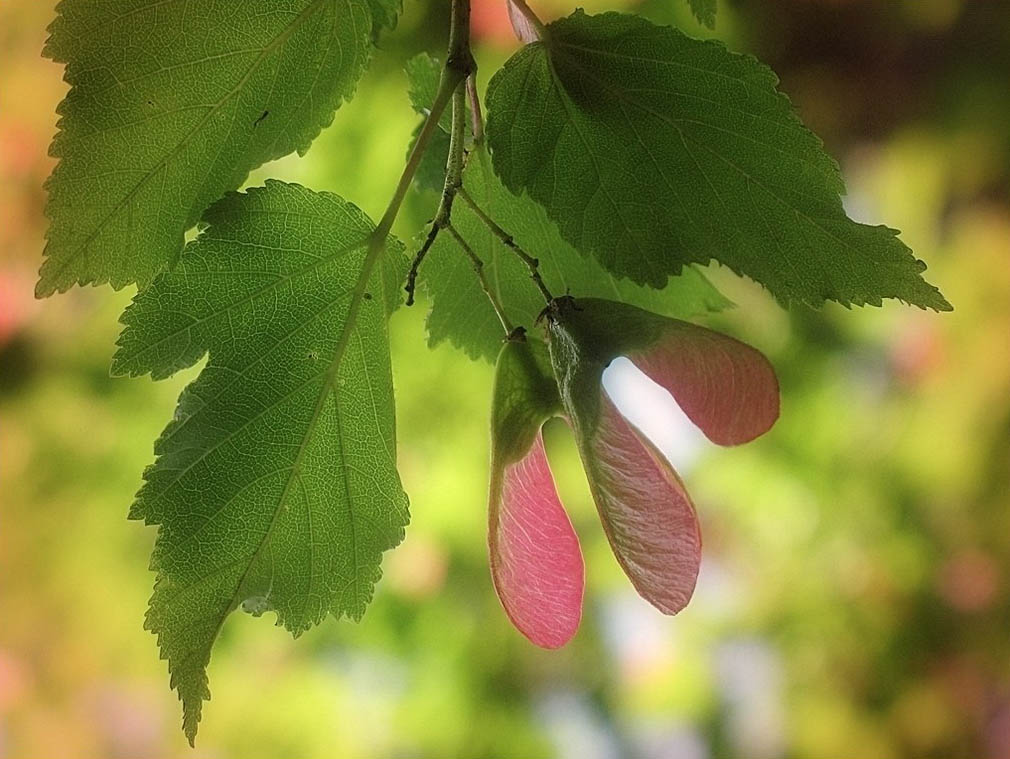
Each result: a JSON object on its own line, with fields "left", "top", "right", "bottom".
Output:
{"left": 629, "top": 321, "right": 779, "bottom": 446}
{"left": 891, "top": 318, "right": 944, "bottom": 386}
{"left": 586, "top": 396, "right": 701, "bottom": 614}
{"left": 0, "top": 650, "right": 29, "bottom": 711}
{"left": 385, "top": 534, "right": 449, "bottom": 599}
{"left": 490, "top": 431, "right": 584, "bottom": 648}
{"left": 987, "top": 699, "right": 1010, "bottom": 759}
{"left": 0, "top": 271, "right": 37, "bottom": 346}
{"left": 938, "top": 655, "right": 987, "bottom": 718}
{"left": 471, "top": 0, "right": 519, "bottom": 46}
{"left": 88, "top": 685, "right": 164, "bottom": 758}
{"left": 937, "top": 549, "right": 999, "bottom": 613}
{"left": 0, "top": 123, "right": 43, "bottom": 179}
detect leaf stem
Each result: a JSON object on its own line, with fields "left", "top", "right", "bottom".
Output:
{"left": 457, "top": 187, "right": 554, "bottom": 304}
{"left": 371, "top": 0, "right": 472, "bottom": 244}
{"left": 445, "top": 223, "right": 513, "bottom": 335}
{"left": 437, "top": 85, "right": 468, "bottom": 227}
{"left": 372, "top": 77, "right": 461, "bottom": 244}
{"left": 402, "top": 0, "right": 475, "bottom": 306}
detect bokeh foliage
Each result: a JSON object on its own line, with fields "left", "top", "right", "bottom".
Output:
{"left": 2, "top": 0, "right": 1008, "bottom": 757}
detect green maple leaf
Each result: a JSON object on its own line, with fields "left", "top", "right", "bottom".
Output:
{"left": 486, "top": 11, "right": 950, "bottom": 312}
{"left": 113, "top": 181, "right": 409, "bottom": 743}
{"left": 40, "top": 0, "right": 384, "bottom": 296}
{"left": 420, "top": 146, "right": 731, "bottom": 361}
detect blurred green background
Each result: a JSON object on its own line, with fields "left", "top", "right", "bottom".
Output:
{"left": 2, "top": 1, "right": 1009, "bottom": 757}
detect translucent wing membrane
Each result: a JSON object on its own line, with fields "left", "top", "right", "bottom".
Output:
{"left": 575, "top": 393, "right": 701, "bottom": 614}
{"left": 490, "top": 431, "right": 584, "bottom": 647}
{"left": 629, "top": 320, "right": 780, "bottom": 446}
{"left": 507, "top": 0, "right": 541, "bottom": 43}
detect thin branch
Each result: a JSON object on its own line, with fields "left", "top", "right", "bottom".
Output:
{"left": 317, "top": 62, "right": 462, "bottom": 491}
{"left": 404, "top": 224, "right": 441, "bottom": 306}
{"left": 370, "top": 0, "right": 472, "bottom": 245}
{"left": 401, "top": 0, "right": 472, "bottom": 309}
{"left": 445, "top": 0, "right": 475, "bottom": 77}
{"left": 360, "top": 57, "right": 461, "bottom": 315}
{"left": 436, "top": 85, "right": 468, "bottom": 226}
{"left": 405, "top": 54, "right": 472, "bottom": 305}
{"left": 446, "top": 223, "right": 513, "bottom": 335}
{"left": 457, "top": 187, "right": 554, "bottom": 304}
{"left": 372, "top": 67, "right": 462, "bottom": 243}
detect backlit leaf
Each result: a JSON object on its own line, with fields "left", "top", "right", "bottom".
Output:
{"left": 40, "top": 0, "right": 380, "bottom": 295}
{"left": 687, "top": 0, "right": 716, "bottom": 28}
{"left": 113, "top": 181, "right": 408, "bottom": 742}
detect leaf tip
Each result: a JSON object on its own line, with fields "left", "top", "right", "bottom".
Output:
{"left": 927, "top": 290, "right": 954, "bottom": 313}
{"left": 33, "top": 277, "right": 55, "bottom": 300}
{"left": 182, "top": 702, "right": 202, "bottom": 747}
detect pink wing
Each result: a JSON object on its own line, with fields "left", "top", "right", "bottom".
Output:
{"left": 584, "top": 396, "right": 701, "bottom": 614}
{"left": 489, "top": 431, "right": 584, "bottom": 648}
{"left": 506, "top": 0, "right": 540, "bottom": 43}
{"left": 629, "top": 322, "right": 780, "bottom": 446}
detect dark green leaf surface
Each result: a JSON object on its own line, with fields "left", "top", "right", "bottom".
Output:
{"left": 405, "top": 53, "right": 456, "bottom": 134}
{"left": 404, "top": 51, "right": 725, "bottom": 362}
{"left": 486, "top": 11, "right": 950, "bottom": 311}
{"left": 408, "top": 125, "right": 454, "bottom": 195}
{"left": 420, "top": 146, "right": 731, "bottom": 361}
{"left": 366, "top": 0, "right": 401, "bottom": 34}
{"left": 40, "top": 0, "right": 379, "bottom": 295}
{"left": 113, "top": 181, "right": 409, "bottom": 743}
{"left": 687, "top": 0, "right": 716, "bottom": 28}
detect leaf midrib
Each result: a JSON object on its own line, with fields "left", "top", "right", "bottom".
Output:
{"left": 215, "top": 232, "right": 385, "bottom": 629}
{"left": 159, "top": 226, "right": 390, "bottom": 732}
